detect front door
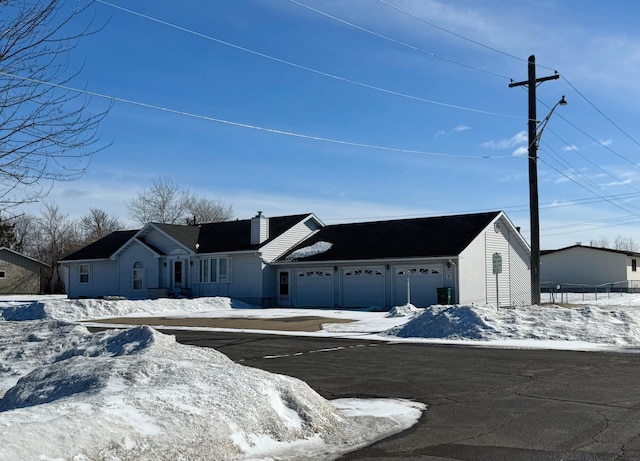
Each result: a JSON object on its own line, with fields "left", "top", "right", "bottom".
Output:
{"left": 278, "top": 270, "right": 290, "bottom": 306}
{"left": 173, "top": 260, "right": 183, "bottom": 291}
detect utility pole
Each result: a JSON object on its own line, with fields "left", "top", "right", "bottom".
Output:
{"left": 509, "top": 55, "right": 559, "bottom": 305}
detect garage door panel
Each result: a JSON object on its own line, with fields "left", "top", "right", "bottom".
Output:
{"left": 295, "top": 270, "right": 333, "bottom": 307}
{"left": 342, "top": 267, "right": 385, "bottom": 308}
{"left": 394, "top": 265, "right": 442, "bottom": 307}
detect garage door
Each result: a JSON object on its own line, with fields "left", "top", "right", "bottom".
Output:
{"left": 394, "top": 265, "right": 442, "bottom": 307}
{"left": 294, "top": 269, "right": 334, "bottom": 307}
{"left": 341, "top": 267, "right": 385, "bottom": 308}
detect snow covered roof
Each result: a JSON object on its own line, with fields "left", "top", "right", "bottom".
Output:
{"left": 278, "top": 211, "right": 502, "bottom": 262}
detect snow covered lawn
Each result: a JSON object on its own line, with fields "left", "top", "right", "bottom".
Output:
{"left": 1, "top": 293, "right": 639, "bottom": 460}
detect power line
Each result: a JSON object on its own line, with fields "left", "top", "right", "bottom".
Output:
{"left": 287, "top": 0, "right": 512, "bottom": 81}
{"left": 538, "top": 156, "right": 640, "bottom": 217}
{"left": 379, "top": 0, "right": 639, "bottom": 159}
{"left": 0, "top": 70, "right": 515, "bottom": 161}
{"left": 561, "top": 76, "right": 640, "bottom": 147}
{"left": 95, "top": 0, "right": 524, "bottom": 121}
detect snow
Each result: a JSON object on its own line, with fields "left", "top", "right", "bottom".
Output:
{"left": 285, "top": 241, "right": 332, "bottom": 260}
{"left": 1, "top": 292, "right": 640, "bottom": 459}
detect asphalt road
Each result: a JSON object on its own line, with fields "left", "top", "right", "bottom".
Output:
{"left": 162, "top": 329, "right": 640, "bottom": 461}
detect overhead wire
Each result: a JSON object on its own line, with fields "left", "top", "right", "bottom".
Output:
{"left": 378, "top": 0, "right": 639, "bottom": 163}
{"left": 94, "top": 0, "right": 524, "bottom": 121}
{"left": 0, "top": 70, "right": 515, "bottom": 160}
{"left": 287, "top": 0, "right": 512, "bottom": 81}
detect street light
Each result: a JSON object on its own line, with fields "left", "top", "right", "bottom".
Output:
{"left": 509, "top": 55, "right": 566, "bottom": 305}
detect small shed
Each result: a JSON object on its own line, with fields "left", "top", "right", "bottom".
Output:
{"left": 0, "top": 247, "right": 49, "bottom": 294}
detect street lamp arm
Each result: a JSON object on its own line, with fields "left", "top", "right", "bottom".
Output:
{"left": 534, "top": 96, "right": 567, "bottom": 147}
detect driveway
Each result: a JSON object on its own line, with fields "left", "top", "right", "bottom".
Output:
{"left": 165, "top": 329, "right": 640, "bottom": 461}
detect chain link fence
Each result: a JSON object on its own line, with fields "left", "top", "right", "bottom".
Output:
{"left": 541, "top": 280, "right": 640, "bottom": 303}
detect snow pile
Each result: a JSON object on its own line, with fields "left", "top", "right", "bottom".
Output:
{"left": 390, "top": 305, "right": 493, "bottom": 339}
{"left": 0, "top": 321, "right": 424, "bottom": 460}
{"left": 386, "top": 303, "right": 421, "bottom": 318}
{"left": 286, "top": 241, "right": 332, "bottom": 260}
{"left": 0, "top": 296, "right": 255, "bottom": 322}
{"left": 385, "top": 303, "right": 640, "bottom": 347}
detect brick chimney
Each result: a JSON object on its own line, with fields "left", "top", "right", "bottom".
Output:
{"left": 250, "top": 211, "right": 269, "bottom": 245}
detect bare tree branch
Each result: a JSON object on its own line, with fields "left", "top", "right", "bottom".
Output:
{"left": 0, "top": 0, "right": 110, "bottom": 211}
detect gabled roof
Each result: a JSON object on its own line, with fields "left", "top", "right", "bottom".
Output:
{"left": 195, "top": 214, "right": 312, "bottom": 253}
{"left": 60, "top": 214, "right": 314, "bottom": 261}
{"left": 542, "top": 244, "right": 640, "bottom": 257}
{"left": 277, "top": 211, "right": 502, "bottom": 262}
{"left": 60, "top": 230, "right": 139, "bottom": 261}
{"left": 0, "top": 247, "right": 49, "bottom": 267}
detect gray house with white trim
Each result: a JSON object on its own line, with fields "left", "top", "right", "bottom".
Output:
{"left": 60, "top": 211, "right": 531, "bottom": 307}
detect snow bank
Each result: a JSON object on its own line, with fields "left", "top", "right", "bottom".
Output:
{"left": 385, "top": 303, "right": 640, "bottom": 347}
{"left": 0, "top": 296, "right": 256, "bottom": 322}
{"left": 0, "top": 321, "right": 424, "bottom": 460}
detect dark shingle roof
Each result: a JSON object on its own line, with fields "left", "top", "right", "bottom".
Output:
{"left": 61, "top": 230, "right": 138, "bottom": 261}
{"left": 541, "top": 244, "right": 640, "bottom": 257}
{"left": 278, "top": 211, "right": 501, "bottom": 262}
{"left": 61, "top": 214, "right": 314, "bottom": 261}
{"left": 194, "top": 214, "right": 312, "bottom": 253}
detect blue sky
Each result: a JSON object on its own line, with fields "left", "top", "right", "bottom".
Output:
{"left": 30, "top": 0, "right": 639, "bottom": 249}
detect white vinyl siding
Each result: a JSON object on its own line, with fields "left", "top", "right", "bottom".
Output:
{"left": 261, "top": 217, "right": 320, "bottom": 262}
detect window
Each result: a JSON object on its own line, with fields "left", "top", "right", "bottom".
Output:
{"left": 0, "top": 270, "right": 5, "bottom": 279}
{"left": 133, "top": 262, "right": 144, "bottom": 290}
{"left": 197, "top": 257, "right": 232, "bottom": 283}
{"left": 79, "top": 264, "right": 90, "bottom": 284}
{"left": 633, "top": 259, "right": 637, "bottom": 272}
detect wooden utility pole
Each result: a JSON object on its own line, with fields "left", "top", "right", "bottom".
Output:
{"left": 509, "top": 55, "right": 559, "bottom": 305}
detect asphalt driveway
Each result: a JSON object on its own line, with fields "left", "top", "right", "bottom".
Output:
{"left": 166, "top": 329, "right": 640, "bottom": 461}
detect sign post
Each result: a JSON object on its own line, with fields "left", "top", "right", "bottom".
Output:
{"left": 492, "top": 253, "right": 502, "bottom": 309}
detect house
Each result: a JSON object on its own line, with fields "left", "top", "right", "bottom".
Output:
{"left": 60, "top": 210, "right": 531, "bottom": 307}
{"left": 0, "top": 247, "right": 49, "bottom": 294}
{"left": 541, "top": 244, "right": 640, "bottom": 292}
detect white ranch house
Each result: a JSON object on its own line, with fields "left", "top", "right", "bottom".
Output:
{"left": 541, "top": 244, "right": 640, "bottom": 292}
{"left": 60, "top": 211, "right": 531, "bottom": 308}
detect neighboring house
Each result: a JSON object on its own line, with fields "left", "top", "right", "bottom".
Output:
{"left": 60, "top": 210, "right": 531, "bottom": 307}
{"left": 0, "top": 247, "right": 49, "bottom": 294}
{"left": 541, "top": 244, "right": 640, "bottom": 291}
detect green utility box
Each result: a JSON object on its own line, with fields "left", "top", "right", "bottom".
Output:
{"left": 437, "top": 287, "right": 454, "bottom": 305}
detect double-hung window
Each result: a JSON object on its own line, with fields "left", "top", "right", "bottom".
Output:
{"left": 79, "top": 264, "right": 91, "bottom": 284}
{"left": 198, "top": 257, "right": 232, "bottom": 283}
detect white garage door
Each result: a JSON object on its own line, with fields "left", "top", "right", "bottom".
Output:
{"left": 394, "top": 265, "right": 443, "bottom": 307}
{"left": 294, "top": 269, "right": 334, "bottom": 307}
{"left": 342, "top": 267, "right": 385, "bottom": 308}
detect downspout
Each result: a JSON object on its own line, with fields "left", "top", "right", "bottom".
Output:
{"left": 448, "top": 259, "right": 458, "bottom": 304}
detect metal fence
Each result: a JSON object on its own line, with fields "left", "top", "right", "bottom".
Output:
{"left": 541, "top": 280, "right": 640, "bottom": 303}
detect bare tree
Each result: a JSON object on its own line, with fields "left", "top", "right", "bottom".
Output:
{"left": 33, "top": 203, "right": 82, "bottom": 292}
{"left": 128, "top": 178, "right": 194, "bottom": 225}
{"left": 128, "top": 177, "right": 233, "bottom": 225}
{"left": 188, "top": 197, "right": 233, "bottom": 224}
{"left": 592, "top": 237, "right": 610, "bottom": 248}
{"left": 79, "top": 208, "right": 122, "bottom": 243}
{"left": 614, "top": 235, "right": 639, "bottom": 252}
{"left": 0, "top": 0, "right": 109, "bottom": 212}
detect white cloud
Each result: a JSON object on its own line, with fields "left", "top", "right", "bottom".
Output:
{"left": 434, "top": 124, "right": 470, "bottom": 139}
{"left": 511, "top": 146, "right": 528, "bottom": 157}
{"left": 482, "top": 130, "right": 527, "bottom": 150}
